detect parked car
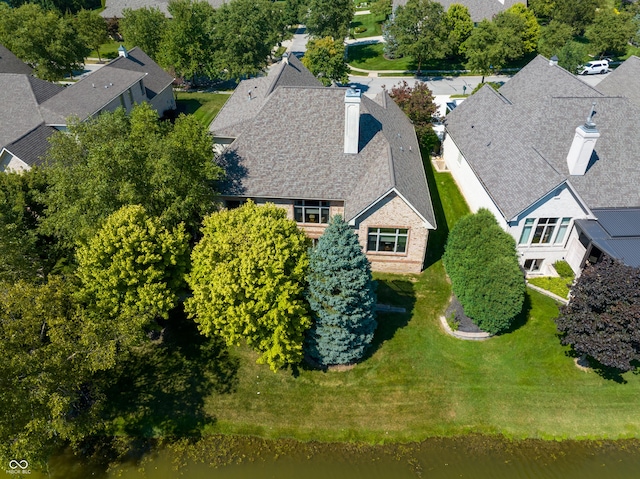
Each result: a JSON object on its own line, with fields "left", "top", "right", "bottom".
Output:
{"left": 578, "top": 60, "right": 609, "bottom": 75}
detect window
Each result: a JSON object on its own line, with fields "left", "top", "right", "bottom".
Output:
{"left": 367, "top": 228, "right": 408, "bottom": 253}
{"left": 518, "top": 218, "right": 535, "bottom": 244}
{"left": 294, "top": 200, "right": 330, "bottom": 224}
{"left": 524, "top": 258, "right": 543, "bottom": 272}
{"left": 554, "top": 218, "right": 571, "bottom": 244}
{"left": 520, "top": 217, "right": 571, "bottom": 246}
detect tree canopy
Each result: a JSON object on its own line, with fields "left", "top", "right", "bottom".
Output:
{"left": 40, "top": 103, "right": 221, "bottom": 248}
{"left": 386, "top": 0, "right": 446, "bottom": 74}
{"left": 443, "top": 209, "right": 525, "bottom": 334}
{"left": 185, "top": 201, "right": 312, "bottom": 372}
{"left": 74, "top": 9, "right": 108, "bottom": 62}
{"left": 0, "top": 3, "right": 88, "bottom": 80}
{"left": 302, "top": 36, "right": 350, "bottom": 86}
{"left": 304, "top": 216, "right": 377, "bottom": 367}
{"left": 556, "top": 256, "right": 640, "bottom": 372}
{"left": 443, "top": 3, "right": 473, "bottom": 58}
{"left": 585, "top": 8, "right": 637, "bottom": 56}
{"left": 305, "top": 0, "right": 355, "bottom": 40}
{"left": 120, "top": 6, "right": 168, "bottom": 61}
{"left": 538, "top": 20, "right": 575, "bottom": 58}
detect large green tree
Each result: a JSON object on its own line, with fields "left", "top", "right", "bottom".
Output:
{"left": 302, "top": 36, "right": 350, "bottom": 86}
{"left": 387, "top": 0, "right": 447, "bottom": 74}
{"left": 0, "top": 3, "right": 89, "bottom": 80}
{"left": 212, "top": 0, "right": 284, "bottom": 79}
{"left": 443, "top": 209, "right": 525, "bottom": 334}
{"left": 185, "top": 201, "right": 311, "bottom": 372}
{"left": 120, "top": 7, "right": 168, "bottom": 60}
{"left": 538, "top": 20, "right": 574, "bottom": 58}
{"left": 76, "top": 205, "right": 189, "bottom": 369}
{"left": 74, "top": 9, "right": 108, "bottom": 61}
{"left": 556, "top": 256, "right": 640, "bottom": 372}
{"left": 443, "top": 3, "right": 473, "bottom": 59}
{"left": 305, "top": 0, "right": 355, "bottom": 40}
{"left": 157, "top": 0, "right": 218, "bottom": 80}
{"left": 585, "top": 8, "right": 636, "bottom": 56}
{"left": 501, "top": 3, "right": 540, "bottom": 55}
{"left": 552, "top": 0, "right": 602, "bottom": 35}
{"left": 40, "top": 103, "right": 221, "bottom": 249}
{"left": 462, "top": 20, "right": 509, "bottom": 81}
{"left": 304, "top": 216, "right": 377, "bottom": 367}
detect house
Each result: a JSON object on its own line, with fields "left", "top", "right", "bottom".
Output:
{"left": 392, "top": 0, "right": 525, "bottom": 23}
{"left": 0, "top": 44, "right": 33, "bottom": 75}
{"left": 442, "top": 55, "right": 640, "bottom": 274}
{"left": 210, "top": 54, "right": 436, "bottom": 273}
{"left": 0, "top": 45, "right": 174, "bottom": 172}
{"left": 100, "top": 0, "right": 226, "bottom": 18}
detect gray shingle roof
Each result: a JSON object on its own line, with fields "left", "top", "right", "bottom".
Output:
{"left": 0, "top": 74, "right": 47, "bottom": 150}
{"left": 597, "top": 55, "right": 640, "bottom": 108}
{"left": 210, "top": 55, "right": 321, "bottom": 137}
{"left": 107, "top": 47, "right": 173, "bottom": 100}
{"left": 100, "top": 0, "right": 227, "bottom": 18}
{"left": 3, "top": 124, "right": 57, "bottom": 168}
{"left": 392, "top": 0, "right": 523, "bottom": 22}
{"left": 40, "top": 67, "right": 146, "bottom": 124}
{"left": 218, "top": 86, "right": 435, "bottom": 226}
{"left": 444, "top": 55, "right": 640, "bottom": 220}
{"left": 0, "top": 44, "right": 32, "bottom": 74}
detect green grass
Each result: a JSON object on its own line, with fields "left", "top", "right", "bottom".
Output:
{"left": 350, "top": 13, "right": 385, "bottom": 38}
{"left": 89, "top": 39, "right": 122, "bottom": 61}
{"left": 175, "top": 92, "right": 230, "bottom": 127}
{"left": 347, "top": 43, "right": 467, "bottom": 71}
{"left": 529, "top": 277, "right": 573, "bottom": 299}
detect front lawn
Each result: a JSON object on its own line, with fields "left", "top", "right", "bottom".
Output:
{"left": 350, "top": 13, "right": 385, "bottom": 38}
{"left": 347, "top": 43, "right": 466, "bottom": 71}
{"left": 175, "top": 91, "right": 230, "bottom": 127}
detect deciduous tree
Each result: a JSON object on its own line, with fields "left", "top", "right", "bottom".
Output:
{"left": 387, "top": 0, "right": 446, "bottom": 74}
{"left": 443, "top": 3, "right": 473, "bottom": 58}
{"left": 302, "top": 36, "right": 349, "bottom": 86}
{"left": 462, "top": 20, "right": 508, "bottom": 82}
{"left": 552, "top": 0, "right": 602, "bottom": 35}
{"left": 387, "top": 80, "right": 437, "bottom": 150}
{"left": 443, "top": 209, "right": 525, "bottom": 334}
{"left": 305, "top": 0, "right": 355, "bottom": 40}
{"left": 74, "top": 9, "right": 108, "bottom": 61}
{"left": 40, "top": 103, "right": 221, "bottom": 248}
{"left": 556, "top": 256, "right": 640, "bottom": 372}
{"left": 304, "top": 216, "right": 377, "bottom": 367}
{"left": 120, "top": 7, "right": 168, "bottom": 60}
{"left": 538, "top": 20, "right": 575, "bottom": 58}
{"left": 370, "top": 0, "right": 392, "bottom": 20}
{"left": 185, "top": 201, "right": 312, "bottom": 372}
{"left": 585, "top": 8, "right": 636, "bottom": 56}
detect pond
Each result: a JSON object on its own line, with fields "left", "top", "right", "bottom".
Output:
{"left": 5, "top": 435, "right": 640, "bottom": 479}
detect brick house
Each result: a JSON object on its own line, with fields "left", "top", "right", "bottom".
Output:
{"left": 210, "top": 54, "right": 436, "bottom": 273}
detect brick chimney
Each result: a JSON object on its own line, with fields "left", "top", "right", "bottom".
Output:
{"left": 566, "top": 103, "right": 600, "bottom": 176}
{"left": 344, "top": 88, "right": 361, "bottom": 154}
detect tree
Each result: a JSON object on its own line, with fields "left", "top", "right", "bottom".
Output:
{"left": 76, "top": 205, "right": 189, "bottom": 369}
{"left": 538, "top": 20, "right": 575, "bottom": 58}
{"left": 556, "top": 256, "right": 640, "bottom": 372}
{"left": 0, "top": 3, "right": 89, "bottom": 80}
{"left": 585, "top": 8, "right": 636, "bottom": 56}
{"left": 40, "top": 103, "right": 221, "bottom": 248}
{"left": 462, "top": 20, "right": 508, "bottom": 82}
{"left": 283, "top": 0, "right": 306, "bottom": 25}
{"left": 556, "top": 41, "right": 587, "bottom": 73}
{"left": 304, "top": 216, "right": 377, "bottom": 367}
{"left": 443, "top": 3, "right": 473, "bottom": 58}
{"left": 305, "top": 0, "right": 355, "bottom": 40}
{"left": 74, "top": 9, "right": 108, "bottom": 61}
{"left": 443, "top": 209, "right": 525, "bottom": 334}
{"left": 120, "top": 7, "right": 168, "bottom": 60}
{"left": 212, "top": 0, "right": 284, "bottom": 79}
{"left": 302, "top": 36, "right": 350, "bottom": 86}
{"left": 370, "top": 0, "right": 393, "bottom": 20}
{"left": 552, "top": 0, "right": 602, "bottom": 35}
{"left": 387, "top": 80, "right": 437, "bottom": 150}
{"left": 387, "top": 0, "right": 447, "bottom": 74}
{"left": 185, "top": 201, "right": 311, "bottom": 372}
{"left": 502, "top": 3, "right": 540, "bottom": 54}
{"left": 157, "top": 0, "right": 218, "bottom": 80}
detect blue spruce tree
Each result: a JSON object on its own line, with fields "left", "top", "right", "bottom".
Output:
{"left": 304, "top": 215, "right": 377, "bottom": 367}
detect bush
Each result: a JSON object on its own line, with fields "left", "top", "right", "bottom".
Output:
{"left": 443, "top": 209, "right": 525, "bottom": 334}
{"left": 354, "top": 26, "right": 367, "bottom": 33}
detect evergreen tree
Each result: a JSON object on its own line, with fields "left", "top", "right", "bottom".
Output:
{"left": 304, "top": 215, "right": 377, "bottom": 367}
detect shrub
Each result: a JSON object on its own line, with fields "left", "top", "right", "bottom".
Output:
{"left": 443, "top": 209, "right": 525, "bottom": 334}
{"left": 354, "top": 26, "right": 367, "bottom": 33}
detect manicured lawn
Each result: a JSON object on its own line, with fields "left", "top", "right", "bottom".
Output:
{"left": 89, "top": 39, "right": 122, "bottom": 61}
{"left": 198, "top": 162, "right": 640, "bottom": 442}
{"left": 347, "top": 43, "right": 466, "bottom": 71}
{"left": 175, "top": 91, "right": 230, "bottom": 127}
{"left": 350, "top": 13, "right": 385, "bottom": 38}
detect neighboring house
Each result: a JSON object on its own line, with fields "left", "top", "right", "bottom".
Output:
{"left": 0, "top": 46, "right": 174, "bottom": 172}
{"left": 392, "top": 0, "right": 525, "bottom": 23}
{"left": 0, "top": 44, "right": 33, "bottom": 75}
{"left": 443, "top": 55, "right": 640, "bottom": 275}
{"left": 100, "top": 0, "right": 226, "bottom": 18}
{"left": 210, "top": 54, "right": 436, "bottom": 273}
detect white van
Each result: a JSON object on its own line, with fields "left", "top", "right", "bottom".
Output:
{"left": 579, "top": 60, "right": 609, "bottom": 75}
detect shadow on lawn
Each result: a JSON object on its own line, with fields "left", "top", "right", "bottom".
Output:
{"left": 100, "top": 305, "right": 240, "bottom": 437}
{"left": 423, "top": 158, "right": 449, "bottom": 269}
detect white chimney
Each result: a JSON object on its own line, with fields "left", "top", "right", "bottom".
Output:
{"left": 282, "top": 52, "right": 289, "bottom": 65}
{"left": 566, "top": 103, "right": 600, "bottom": 176}
{"left": 549, "top": 55, "right": 558, "bottom": 66}
{"left": 118, "top": 45, "right": 128, "bottom": 58}
{"left": 344, "top": 88, "right": 361, "bottom": 154}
